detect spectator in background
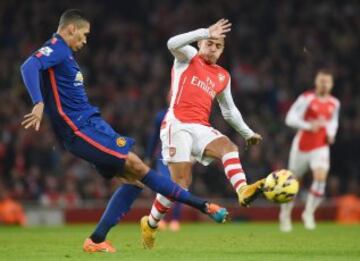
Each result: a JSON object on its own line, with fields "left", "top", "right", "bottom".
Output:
{"left": 40, "top": 176, "right": 62, "bottom": 207}
{"left": 63, "top": 181, "right": 81, "bottom": 208}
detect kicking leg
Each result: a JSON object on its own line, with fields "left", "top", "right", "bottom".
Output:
{"left": 124, "top": 152, "right": 227, "bottom": 221}
{"left": 204, "top": 136, "right": 264, "bottom": 206}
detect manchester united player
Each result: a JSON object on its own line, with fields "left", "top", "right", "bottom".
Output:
{"left": 280, "top": 69, "right": 340, "bottom": 232}
{"left": 141, "top": 19, "right": 265, "bottom": 249}
{"left": 20, "top": 10, "right": 230, "bottom": 253}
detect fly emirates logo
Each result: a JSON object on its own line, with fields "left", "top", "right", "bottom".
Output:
{"left": 190, "top": 76, "right": 216, "bottom": 98}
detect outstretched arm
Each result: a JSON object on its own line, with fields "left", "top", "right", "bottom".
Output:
{"left": 167, "top": 19, "right": 231, "bottom": 62}
{"left": 20, "top": 57, "right": 44, "bottom": 131}
{"left": 217, "top": 79, "right": 262, "bottom": 147}
{"left": 21, "top": 57, "right": 43, "bottom": 105}
{"left": 167, "top": 29, "right": 208, "bottom": 62}
{"left": 20, "top": 41, "right": 67, "bottom": 131}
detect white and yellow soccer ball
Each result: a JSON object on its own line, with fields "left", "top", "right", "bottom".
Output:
{"left": 263, "top": 169, "right": 299, "bottom": 203}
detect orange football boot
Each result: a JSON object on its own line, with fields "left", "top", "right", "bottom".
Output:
{"left": 83, "top": 238, "right": 116, "bottom": 253}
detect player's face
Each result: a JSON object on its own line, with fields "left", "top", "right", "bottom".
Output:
{"left": 69, "top": 22, "right": 90, "bottom": 52}
{"left": 315, "top": 73, "right": 333, "bottom": 96}
{"left": 198, "top": 39, "right": 224, "bottom": 64}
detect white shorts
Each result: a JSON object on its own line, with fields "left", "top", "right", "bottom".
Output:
{"left": 288, "top": 135, "right": 330, "bottom": 178}
{"left": 160, "top": 119, "right": 224, "bottom": 166}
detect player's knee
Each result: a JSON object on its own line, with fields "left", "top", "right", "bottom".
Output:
{"left": 134, "top": 161, "right": 148, "bottom": 176}
{"left": 312, "top": 168, "right": 328, "bottom": 181}
{"left": 169, "top": 163, "right": 192, "bottom": 188}
{"left": 229, "top": 141, "right": 238, "bottom": 153}
{"left": 222, "top": 139, "right": 238, "bottom": 155}
{"left": 125, "top": 153, "right": 149, "bottom": 177}
{"left": 171, "top": 173, "right": 192, "bottom": 188}
{"left": 314, "top": 175, "right": 327, "bottom": 182}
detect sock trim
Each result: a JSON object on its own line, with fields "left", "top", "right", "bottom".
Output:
{"left": 227, "top": 168, "right": 244, "bottom": 179}
{"left": 156, "top": 195, "right": 173, "bottom": 206}
{"left": 150, "top": 213, "right": 160, "bottom": 221}
{"left": 231, "top": 174, "right": 246, "bottom": 184}
{"left": 223, "top": 158, "right": 241, "bottom": 167}
{"left": 310, "top": 189, "right": 324, "bottom": 197}
{"left": 222, "top": 151, "right": 239, "bottom": 162}
{"left": 234, "top": 179, "right": 246, "bottom": 191}
{"left": 154, "top": 200, "right": 171, "bottom": 213}
{"left": 148, "top": 217, "right": 158, "bottom": 228}
{"left": 224, "top": 163, "right": 243, "bottom": 173}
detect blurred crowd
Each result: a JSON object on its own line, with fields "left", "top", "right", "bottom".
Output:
{"left": 0, "top": 0, "right": 359, "bottom": 207}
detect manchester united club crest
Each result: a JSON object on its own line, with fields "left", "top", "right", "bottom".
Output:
{"left": 75, "top": 71, "right": 84, "bottom": 83}
{"left": 218, "top": 73, "right": 225, "bottom": 82}
{"left": 74, "top": 71, "right": 84, "bottom": 86}
{"left": 116, "top": 137, "right": 127, "bottom": 147}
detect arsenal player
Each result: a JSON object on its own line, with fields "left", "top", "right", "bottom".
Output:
{"left": 141, "top": 19, "right": 265, "bottom": 249}
{"left": 280, "top": 69, "right": 340, "bottom": 232}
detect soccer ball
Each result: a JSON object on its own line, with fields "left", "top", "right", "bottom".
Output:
{"left": 263, "top": 169, "right": 299, "bottom": 203}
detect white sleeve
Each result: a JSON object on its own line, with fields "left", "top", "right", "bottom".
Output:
{"left": 285, "top": 95, "right": 312, "bottom": 130}
{"left": 326, "top": 101, "right": 340, "bottom": 139}
{"left": 217, "top": 79, "right": 255, "bottom": 139}
{"left": 167, "top": 28, "right": 209, "bottom": 62}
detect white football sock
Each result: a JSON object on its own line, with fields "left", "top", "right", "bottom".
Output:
{"left": 148, "top": 194, "right": 174, "bottom": 228}
{"left": 280, "top": 200, "right": 295, "bottom": 218}
{"left": 305, "top": 180, "right": 325, "bottom": 215}
{"left": 279, "top": 200, "right": 295, "bottom": 232}
{"left": 222, "top": 151, "right": 247, "bottom": 192}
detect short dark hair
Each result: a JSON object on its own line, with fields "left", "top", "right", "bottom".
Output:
{"left": 59, "top": 9, "right": 89, "bottom": 28}
{"left": 316, "top": 68, "right": 333, "bottom": 76}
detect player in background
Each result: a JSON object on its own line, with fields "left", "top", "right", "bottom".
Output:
{"left": 279, "top": 69, "right": 340, "bottom": 232}
{"left": 141, "top": 19, "right": 265, "bottom": 249}
{"left": 145, "top": 109, "right": 183, "bottom": 231}
{"left": 20, "top": 9, "right": 229, "bottom": 253}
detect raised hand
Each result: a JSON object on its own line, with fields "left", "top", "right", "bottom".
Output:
{"left": 208, "top": 18, "right": 232, "bottom": 39}
{"left": 21, "top": 102, "right": 44, "bottom": 131}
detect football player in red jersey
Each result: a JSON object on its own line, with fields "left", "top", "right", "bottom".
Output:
{"left": 280, "top": 69, "right": 340, "bottom": 232}
{"left": 141, "top": 19, "right": 265, "bottom": 249}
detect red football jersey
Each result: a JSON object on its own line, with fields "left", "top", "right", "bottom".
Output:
{"left": 288, "top": 91, "right": 340, "bottom": 152}
{"left": 169, "top": 55, "right": 230, "bottom": 126}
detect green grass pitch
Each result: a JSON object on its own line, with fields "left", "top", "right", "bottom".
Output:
{"left": 0, "top": 223, "right": 359, "bottom": 260}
